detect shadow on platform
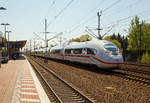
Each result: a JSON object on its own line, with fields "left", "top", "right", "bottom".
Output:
{"left": 10, "top": 56, "right": 26, "bottom": 60}
{"left": 17, "top": 56, "right": 26, "bottom": 60}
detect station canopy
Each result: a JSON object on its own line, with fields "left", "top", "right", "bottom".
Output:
{"left": 8, "top": 40, "right": 27, "bottom": 49}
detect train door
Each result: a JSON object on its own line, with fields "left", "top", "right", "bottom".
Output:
{"left": 81, "top": 48, "right": 90, "bottom": 63}
{"left": 87, "top": 48, "right": 97, "bottom": 64}
{"left": 62, "top": 48, "right": 65, "bottom": 60}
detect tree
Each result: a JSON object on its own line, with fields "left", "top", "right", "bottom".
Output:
{"left": 141, "top": 51, "right": 150, "bottom": 64}
{"left": 127, "top": 16, "right": 150, "bottom": 51}
{"left": 69, "top": 34, "right": 92, "bottom": 43}
{"left": 127, "top": 16, "right": 150, "bottom": 62}
{"left": 80, "top": 34, "right": 92, "bottom": 42}
{"left": 128, "top": 16, "right": 141, "bottom": 51}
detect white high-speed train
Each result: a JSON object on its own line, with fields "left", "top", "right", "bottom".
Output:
{"left": 47, "top": 40, "right": 123, "bottom": 68}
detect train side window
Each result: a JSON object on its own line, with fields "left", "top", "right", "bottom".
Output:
{"left": 56, "top": 49, "right": 61, "bottom": 54}
{"left": 73, "top": 48, "right": 82, "bottom": 54}
{"left": 50, "top": 50, "right": 55, "bottom": 54}
{"left": 82, "top": 48, "right": 87, "bottom": 54}
{"left": 65, "top": 49, "right": 71, "bottom": 54}
{"left": 50, "top": 49, "right": 61, "bottom": 54}
{"left": 87, "top": 48, "right": 97, "bottom": 55}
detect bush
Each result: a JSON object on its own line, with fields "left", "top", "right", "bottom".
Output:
{"left": 141, "top": 51, "right": 150, "bottom": 64}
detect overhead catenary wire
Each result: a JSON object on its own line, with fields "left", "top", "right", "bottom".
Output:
{"left": 85, "top": 8, "right": 150, "bottom": 37}
{"left": 103, "top": 0, "right": 144, "bottom": 21}
{"left": 47, "top": 0, "right": 75, "bottom": 27}
{"left": 68, "top": 0, "right": 107, "bottom": 31}
{"left": 44, "top": 0, "right": 56, "bottom": 18}
{"left": 80, "top": 9, "right": 150, "bottom": 38}
{"left": 32, "top": 0, "right": 150, "bottom": 44}
{"left": 103, "top": 0, "right": 122, "bottom": 12}
{"left": 69, "top": 0, "right": 123, "bottom": 34}
{"left": 103, "top": 10, "right": 150, "bottom": 36}
{"left": 34, "top": 0, "right": 125, "bottom": 41}
{"left": 102, "top": 9, "right": 150, "bottom": 29}
{"left": 33, "top": 0, "right": 57, "bottom": 34}
{"left": 70, "top": 15, "right": 97, "bottom": 33}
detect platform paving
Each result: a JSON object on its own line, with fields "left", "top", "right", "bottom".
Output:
{"left": 0, "top": 56, "right": 50, "bottom": 103}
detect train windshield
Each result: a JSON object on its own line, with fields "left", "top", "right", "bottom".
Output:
{"left": 104, "top": 44, "right": 118, "bottom": 52}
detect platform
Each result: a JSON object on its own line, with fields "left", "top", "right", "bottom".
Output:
{"left": 0, "top": 56, "right": 50, "bottom": 103}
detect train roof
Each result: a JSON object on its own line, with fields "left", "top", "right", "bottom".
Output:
{"left": 50, "top": 40, "right": 116, "bottom": 50}
{"left": 65, "top": 40, "right": 113, "bottom": 49}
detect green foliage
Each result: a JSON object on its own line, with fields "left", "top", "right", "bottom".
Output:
{"left": 128, "top": 16, "right": 140, "bottom": 51}
{"left": 141, "top": 51, "right": 150, "bottom": 64}
{"left": 127, "top": 16, "right": 150, "bottom": 62}
{"left": 69, "top": 37, "right": 80, "bottom": 43}
{"left": 80, "top": 34, "right": 92, "bottom": 42}
{"left": 69, "top": 34, "right": 92, "bottom": 43}
{"left": 128, "top": 16, "right": 150, "bottom": 51}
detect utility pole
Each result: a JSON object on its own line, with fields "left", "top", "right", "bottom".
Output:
{"left": 58, "top": 37, "right": 62, "bottom": 46}
{"left": 30, "top": 40, "right": 31, "bottom": 56}
{"left": 33, "top": 38, "right": 36, "bottom": 57}
{"left": 139, "top": 23, "right": 142, "bottom": 62}
{"left": 44, "top": 19, "right": 48, "bottom": 63}
{"left": 97, "top": 11, "right": 102, "bottom": 40}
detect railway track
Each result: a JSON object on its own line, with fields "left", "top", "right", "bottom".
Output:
{"left": 27, "top": 56, "right": 96, "bottom": 103}
{"left": 30, "top": 55, "right": 150, "bottom": 88}
{"left": 111, "top": 70, "right": 150, "bottom": 86}
{"left": 124, "top": 62, "right": 150, "bottom": 67}
{"left": 118, "top": 67, "right": 150, "bottom": 77}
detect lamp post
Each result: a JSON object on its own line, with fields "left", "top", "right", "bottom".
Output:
{"left": 6, "top": 31, "right": 11, "bottom": 58}
{"left": 1, "top": 23, "right": 10, "bottom": 39}
{"left": 6, "top": 31, "right": 11, "bottom": 41}
{"left": 0, "top": 7, "right": 6, "bottom": 67}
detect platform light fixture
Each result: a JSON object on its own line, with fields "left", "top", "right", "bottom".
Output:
{"left": 0, "top": 7, "right": 6, "bottom": 10}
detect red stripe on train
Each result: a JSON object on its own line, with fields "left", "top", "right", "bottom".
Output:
{"left": 64, "top": 54, "right": 90, "bottom": 58}
{"left": 93, "top": 57, "right": 123, "bottom": 64}
{"left": 51, "top": 54, "right": 123, "bottom": 64}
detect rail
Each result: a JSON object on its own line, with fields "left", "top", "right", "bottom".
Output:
{"left": 27, "top": 56, "right": 95, "bottom": 103}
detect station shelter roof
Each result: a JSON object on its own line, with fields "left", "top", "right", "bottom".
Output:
{"left": 8, "top": 40, "right": 27, "bottom": 49}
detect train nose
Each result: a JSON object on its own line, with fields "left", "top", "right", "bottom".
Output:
{"left": 97, "top": 63, "right": 120, "bottom": 69}
{"left": 114, "top": 58, "right": 123, "bottom": 62}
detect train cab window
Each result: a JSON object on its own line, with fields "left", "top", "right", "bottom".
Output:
{"left": 104, "top": 44, "right": 118, "bottom": 52}
{"left": 73, "top": 48, "right": 82, "bottom": 54}
{"left": 87, "top": 48, "right": 97, "bottom": 55}
{"left": 65, "top": 49, "right": 71, "bottom": 54}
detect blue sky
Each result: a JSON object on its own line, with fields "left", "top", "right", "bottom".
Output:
{"left": 0, "top": 0, "right": 150, "bottom": 47}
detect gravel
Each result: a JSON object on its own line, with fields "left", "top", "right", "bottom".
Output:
{"left": 32, "top": 57, "right": 150, "bottom": 103}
